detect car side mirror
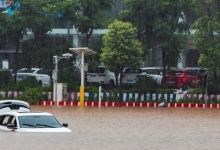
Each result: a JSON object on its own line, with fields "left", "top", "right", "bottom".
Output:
{"left": 7, "top": 123, "right": 16, "bottom": 129}
{"left": 62, "top": 123, "right": 68, "bottom": 127}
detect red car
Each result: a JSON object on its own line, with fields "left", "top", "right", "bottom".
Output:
{"left": 164, "top": 68, "right": 206, "bottom": 89}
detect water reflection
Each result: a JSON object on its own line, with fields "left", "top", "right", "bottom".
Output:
{"left": 1, "top": 106, "right": 220, "bottom": 150}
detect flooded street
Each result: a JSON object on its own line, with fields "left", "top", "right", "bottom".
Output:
{"left": 1, "top": 106, "right": 220, "bottom": 150}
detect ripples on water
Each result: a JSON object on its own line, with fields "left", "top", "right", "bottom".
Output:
{"left": 1, "top": 106, "right": 220, "bottom": 150}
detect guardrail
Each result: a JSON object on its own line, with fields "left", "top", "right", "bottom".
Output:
{"left": 0, "top": 91, "right": 219, "bottom": 102}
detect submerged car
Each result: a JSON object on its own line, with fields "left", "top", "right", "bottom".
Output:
{"left": 0, "top": 100, "right": 71, "bottom": 132}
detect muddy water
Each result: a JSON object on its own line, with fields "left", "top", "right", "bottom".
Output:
{"left": 1, "top": 106, "right": 220, "bottom": 150}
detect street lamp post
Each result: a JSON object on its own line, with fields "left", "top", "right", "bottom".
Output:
{"left": 69, "top": 47, "right": 96, "bottom": 107}
{"left": 53, "top": 53, "right": 73, "bottom": 106}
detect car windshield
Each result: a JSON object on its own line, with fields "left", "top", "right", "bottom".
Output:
{"left": 18, "top": 115, "right": 62, "bottom": 128}
{"left": 168, "top": 70, "right": 182, "bottom": 75}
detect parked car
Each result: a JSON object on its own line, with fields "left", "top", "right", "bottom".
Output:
{"left": 118, "top": 67, "right": 163, "bottom": 86}
{"left": 118, "top": 68, "right": 142, "bottom": 85}
{"left": 86, "top": 65, "right": 116, "bottom": 89}
{"left": 0, "top": 100, "right": 72, "bottom": 132}
{"left": 165, "top": 68, "right": 207, "bottom": 89}
{"left": 14, "top": 68, "right": 51, "bottom": 87}
{"left": 140, "top": 67, "right": 161, "bottom": 75}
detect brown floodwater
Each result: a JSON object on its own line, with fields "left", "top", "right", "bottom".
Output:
{"left": 1, "top": 106, "right": 220, "bottom": 150}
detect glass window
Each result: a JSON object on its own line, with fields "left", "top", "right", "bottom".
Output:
{"left": 18, "top": 115, "right": 62, "bottom": 128}
{"left": 37, "top": 69, "right": 48, "bottom": 75}
{"left": 2, "top": 116, "right": 10, "bottom": 125}
{"left": 17, "top": 69, "right": 35, "bottom": 73}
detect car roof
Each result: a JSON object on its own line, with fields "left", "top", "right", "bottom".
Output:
{"left": 183, "top": 67, "right": 207, "bottom": 70}
{"left": 0, "top": 110, "right": 53, "bottom": 117}
{"left": 0, "top": 100, "right": 31, "bottom": 114}
{"left": 140, "top": 67, "right": 159, "bottom": 69}
{"left": 19, "top": 68, "right": 41, "bottom": 70}
{"left": 0, "top": 100, "right": 29, "bottom": 109}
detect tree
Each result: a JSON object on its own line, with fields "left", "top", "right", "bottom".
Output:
{"left": 193, "top": 0, "right": 220, "bottom": 79}
{"left": 4, "top": 2, "right": 28, "bottom": 84}
{"left": 21, "top": 35, "right": 75, "bottom": 84}
{"left": 44, "top": 0, "right": 114, "bottom": 69}
{"left": 118, "top": 0, "right": 192, "bottom": 89}
{"left": 1, "top": 0, "right": 57, "bottom": 84}
{"left": 72, "top": 0, "right": 114, "bottom": 47}
{"left": 0, "top": 14, "right": 7, "bottom": 50}
{"left": 100, "top": 20, "right": 143, "bottom": 106}
{"left": 86, "top": 37, "right": 103, "bottom": 71}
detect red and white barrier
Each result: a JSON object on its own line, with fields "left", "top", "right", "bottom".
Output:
{"left": 37, "top": 101, "right": 220, "bottom": 108}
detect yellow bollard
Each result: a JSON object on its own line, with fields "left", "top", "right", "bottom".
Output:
{"left": 80, "top": 86, "right": 84, "bottom": 107}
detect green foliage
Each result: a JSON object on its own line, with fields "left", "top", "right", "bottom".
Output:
{"left": 3, "top": 76, "right": 42, "bottom": 92}
{"left": 119, "top": 0, "right": 192, "bottom": 70}
{"left": 101, "top": 19, "right": 143, "bottom": 90}
{"left": 101, "top": 20, "right": 143, "bottom": 70}
{"left": 84, "top": 85, "right": 99, "bottom": 94}
{"left": 207, "top": 82, "right": 220, "bottom": 94}
{"left": 58, "top": 67, "right": 80, "bottom": 92}
{"left": 72, "top": 0, "right": 114, "bottom": 46}
{"left": 177, "top": 98, "right": 193, "bottom": 103}
{"left": 87, "top": 37, "right": 103, "bottom": 70}
{"left": 22, "top": 35, "right": 74, "bottom": 82}
{"left": 187, "top": 87, "right": 205, "bottom": 94}
{"left": 19, "top": 88, "right": 47, "bottom": 104}
{"left": 134, "top": 75, "right": 160, "bottom": 94}
{"left": 157, "top": 88, "right": 176, "bottom": 94}
{"left": 193, "top": 0, "right": 220, "bottom": 78}
{"left": 0, "top": 69, "right": 13, "bottom": 89}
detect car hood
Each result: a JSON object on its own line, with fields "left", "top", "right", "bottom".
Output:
{"left": 15, "top": 127, "right": 72, "bottom": 132}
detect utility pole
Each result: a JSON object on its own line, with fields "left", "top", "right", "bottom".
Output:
{"left": 53, "top": 53, "right": 73, "bottom": 106}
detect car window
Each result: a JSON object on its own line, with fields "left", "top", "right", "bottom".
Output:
{"left": 153, "top": 69, "right": 160, "bottom": 75}
{"left": 37, "top": 69, "right": 48, "bottom": 75}
{"left": 141, "top": 69, "right": 149, "bottom": 74}
{"left": 123, "top": 69, "right": 129, "bottom": 73}
{"left": 186, "top": 70, "right": 193, "bottom": 76}
{"left": 17, "top": 69, "right": 35, "bottom": 73}
{"left": 123, "top": 69, "right": 141, "bottom": 73}
{"left": 186, "top": 70, "right": 199, "bottom": 76}
{"left": 142, "top": 69, "right": 159, "bottom": 75}
{"left": 169, "top": 70, "right": 182, "bottom": 75}
{"left": 88, "top": 67, "right": 105, "bottom": 73}
{"left": 0, "top": 115, "right": 10, "bottom": 125}
{"left": 199, "top": 69, "right": 207, "bottom": 74}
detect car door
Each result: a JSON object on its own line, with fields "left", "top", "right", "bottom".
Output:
{"left": 36, "top": 69, "right": 50, "bottom": 86}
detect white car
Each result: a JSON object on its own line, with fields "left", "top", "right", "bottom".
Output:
{"left": 0, "top": 100, "right": 71, "bottom": 132}
{"left": 119, "top": 67, "right": 162, "bottom": 85}
{"left": 15, "top": 68, "right": 51, "bottom": 87}
{"left": 139, "top": 67, "right": 163, "bottom": 84}
{"left": 140, "top": 67, "right": 161, "bottom": 76}
{"left": 118, "top": 68, "right": 143, "bottom": 85}
{"left": 86, "top": 65, "right": 116, "bottom": 89}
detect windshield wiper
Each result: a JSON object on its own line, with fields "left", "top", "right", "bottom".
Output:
{"left": 22, "top": 124, "right": 36, "bottom": 127}
{"left": 36, "top": 124, "right": 56, "bottom": 128}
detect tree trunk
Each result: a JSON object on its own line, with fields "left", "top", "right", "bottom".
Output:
{"left": 13, "top": 39, "right": 19, "bottom": 84}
